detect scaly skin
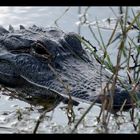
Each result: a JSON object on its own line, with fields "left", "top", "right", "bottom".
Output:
{"left": 0, "top": 25, "right": 139, "bottom": 111}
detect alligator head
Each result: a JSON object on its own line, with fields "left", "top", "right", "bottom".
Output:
{"left": 0, "top": 25, "right": 139, "bottom": 111}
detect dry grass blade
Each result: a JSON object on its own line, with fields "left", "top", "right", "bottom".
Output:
{"left": 33, "top": 109, "right": 48, "bottom": 134}
{"left": 96, "top": 18, "right": 106, "bottom": 50}
{"left": 126, "top": 12, "right": 140, "bottom": 33}
{"left": 106, "top": 19, "right": 119, "bottom": 46}
{"left": 88, "top": 25, "right": 102, "bottom": 47}
{"left": 48, "top": 64, "right": 75, "bottom": 124}
{"left": 71, "top": 98, "right": 98, "bottom": 133}
{"left": 54, "top": 7, "right": 71, "bottom": 27}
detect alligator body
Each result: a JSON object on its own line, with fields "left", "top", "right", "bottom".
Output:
{"left": 0, "top": 25, "right": 139, "bottom": 111}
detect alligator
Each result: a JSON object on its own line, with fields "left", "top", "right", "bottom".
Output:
{"left": 0, "top": 25, "right": 140, "bottom": 112}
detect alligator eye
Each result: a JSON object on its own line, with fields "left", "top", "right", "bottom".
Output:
{"left": 31, "top": 40, "right": 52, "bottom": 60}
{"left": 33, "top": 43, "right": 46, "bottom": 55}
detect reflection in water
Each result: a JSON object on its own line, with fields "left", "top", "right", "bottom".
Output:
{"left": 1, "top": 86, "right": 64, "bottom": 134}
{"left": 2, "top": 85, "right": 62, "bottom": 112}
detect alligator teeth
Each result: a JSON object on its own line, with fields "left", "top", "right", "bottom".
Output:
{"left": 20, "top": 25, "right": 26, "bottom": 30}
{"left": 9, "top": 25, "right": 14, "bottom": 32}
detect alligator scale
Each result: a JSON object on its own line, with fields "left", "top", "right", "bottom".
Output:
{"left": 0, "top": 25, "right": 139, "bottom": 111}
